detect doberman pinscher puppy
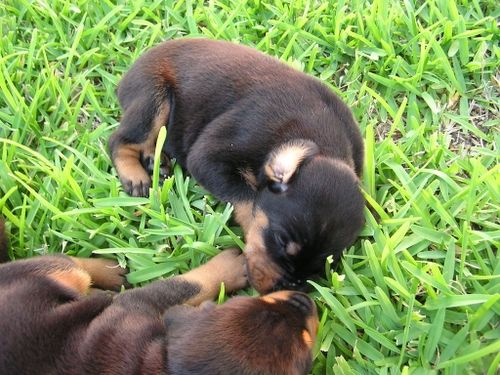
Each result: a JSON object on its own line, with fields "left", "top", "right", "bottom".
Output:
{"left": 109, "top": 38, "right": 365, "bottom": 293}
{"left": 0, "top": 221, "right": 318, "bottom": 375}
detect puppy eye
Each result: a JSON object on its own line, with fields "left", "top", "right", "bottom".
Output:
{"left": 268, "top": 181, "right": 288, "bottom": 193}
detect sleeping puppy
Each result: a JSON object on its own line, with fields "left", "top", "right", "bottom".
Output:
{"left": 0, "top": 222, "right": 318, "bottom": 375}
{"left": 109, "top": 38, "right": 365, "bottom": 293}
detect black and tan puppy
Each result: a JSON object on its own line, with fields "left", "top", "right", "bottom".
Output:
{"left": 109, "top": 38, "right": 365, "bottom": 293}
{"left": 0, "top": 223, "right": 318, "bottom": 375}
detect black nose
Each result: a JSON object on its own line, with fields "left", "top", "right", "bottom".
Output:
{"left": 287, "top": 292, "right": 314, "bottom": 315}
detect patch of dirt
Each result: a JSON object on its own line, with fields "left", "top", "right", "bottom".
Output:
{"left": 444, "top": 72, "right": 499, "bottom": 154}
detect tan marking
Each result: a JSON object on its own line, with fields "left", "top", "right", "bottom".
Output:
{"left": 286, "top": 241, "right": 301, "bottom": 256}
{"left": 261, "top": 290, "right": 294, "bottom": 302}
{"left": 233, "top": 201, "right": 254, "bottom": 234}
{"left": 265, "top": 140, "right": 318, "bottom": 183}
{"left": 305, "top": 305, "right": 319, "bottom": 347}
{"left": 302, "top": 329, "right": 313, "bottom": 348}
{"left": 113, "top": 144, "right": 150, "bottom": 184}
{"left": 254, "top": 208, "right": 269, "bottom": 228}
{"left": 144, "top": 101, "right": 170, "bottom": 151}
{"left": 178, "top": 249, "right": 247, "bottom": 306}
{"left": 113, "top": 101, "right": 170, "bottom": 186}
{"left": 47, "top": 268, "right": 92, "bottom": 295}
{"left": 239, "top": 168, "right": 258, "bottom": 190}
{"left": 261, "top": 296, "right": 278, "bottom": 304}
{"left": 262, "top": 290, "right": 318, "bottom": 348}
{"left": 244, "top": 209, "right": 283, "bottom": 294}
{"left": 71, "top": 257, "right": 126, "bottom": 291}
{"left": 244, "top": 208, "right": 269, "bottom": 254}
{"left": 235, "top": 205, "right": 285, "bottom": 293}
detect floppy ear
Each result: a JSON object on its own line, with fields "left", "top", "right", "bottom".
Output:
{"left": 263, "top": 139, "right": 319, "bottom": 193}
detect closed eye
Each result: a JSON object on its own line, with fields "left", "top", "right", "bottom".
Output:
{"left": 274, "top": 232, "right": 287, "bottom": 249}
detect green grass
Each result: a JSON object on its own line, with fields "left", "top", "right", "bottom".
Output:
{"left": 0, "top": 0, "right": 499, "bottom": 373}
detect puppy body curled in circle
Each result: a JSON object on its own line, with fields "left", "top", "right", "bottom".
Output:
{"left": 110, "top": 38, "right": 365, "bottom": 293}
{"left": 0, "top": 221, "right": 317, "bottom": 375}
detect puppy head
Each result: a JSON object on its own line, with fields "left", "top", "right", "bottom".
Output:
{"left": 166, "top": 291, "right": 318, "bottom": 375}
{"left": 244, "top": 154, "right": 364, "bottom": 293}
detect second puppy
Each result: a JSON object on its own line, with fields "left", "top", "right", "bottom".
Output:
{"left": 0, "top": 222, "right": 318, "bottom": 375}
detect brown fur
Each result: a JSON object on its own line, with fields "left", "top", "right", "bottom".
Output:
{"left": 167, "top": 290, "right": 318, "bottom": 375}
{"left": 0, "top": 222, "right": 317, "bottom": 375}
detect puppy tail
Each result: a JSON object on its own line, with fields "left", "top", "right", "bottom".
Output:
{"left": 0, "top": 218, "right": 10, "bottom": 263}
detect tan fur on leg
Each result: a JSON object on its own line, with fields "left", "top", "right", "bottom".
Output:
{"left": 178, "top": 249, "right": 248, "bottom": 305}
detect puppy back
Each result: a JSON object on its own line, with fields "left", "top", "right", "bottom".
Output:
{"left": 0, "top": 218, "right": 9, "bottom": 263}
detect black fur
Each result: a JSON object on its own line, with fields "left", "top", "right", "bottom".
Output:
{"left": 110, "top": 38, "right": 365, "bottom": 293}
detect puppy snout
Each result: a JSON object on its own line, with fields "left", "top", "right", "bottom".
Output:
{"left": 245, "top": 246, "right": 283, "bottom": 294}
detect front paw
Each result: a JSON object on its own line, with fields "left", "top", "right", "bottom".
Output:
{"left": 141, "top": 152, "right": 172, "bottom": 182}
{"left": 73, "top": 258, "right": 129, "bottom": 291}
{"left": 121, "top": 174, "right": 151, "bottom": 197}
{"left": 93, "top": 259, "right": 129, "bottom": 291}
{"left": 207, "top": 248, "right": 248, "bottom": 293}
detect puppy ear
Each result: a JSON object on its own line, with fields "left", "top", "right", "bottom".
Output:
{"left": 263, "top": 139, "right": 319, "bottom": 193}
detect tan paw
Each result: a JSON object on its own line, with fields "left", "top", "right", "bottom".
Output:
{"left": 72, "top": 257, "right": 128, "bottom": 291}
{"left": 206, "top": 248, "right": 248, "bottom": 293}
{"left": 120, "top": 171, "right": 151, "bottom": 197}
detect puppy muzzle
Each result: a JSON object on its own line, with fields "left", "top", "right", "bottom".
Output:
{"left": 244, "top": 246, "right": 283, "bottom": 294}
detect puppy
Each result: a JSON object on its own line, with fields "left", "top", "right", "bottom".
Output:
{"left": 109, "top": 38, "right": 365, "bottom": 293}
{"left": 0, "top": 221, "right": 318, "bottom": 375}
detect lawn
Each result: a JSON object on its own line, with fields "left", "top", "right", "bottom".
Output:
{"left": 0, "top": 0, "right": 498, "bottom": 373}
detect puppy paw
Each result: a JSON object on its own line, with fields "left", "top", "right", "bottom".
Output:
{"left": 94, "top": 259, "right": 128, "bottom": 291}
{"left": 121, "top": 173, "right": 151, "bottom": 197}
{"left": 73, "top": 258, "right": 128, "bottom": 291}
{"left": 141, "top": 152, "right": 171, "bottom": 182}
{"left": 207, "top": 248, "right": 248, "bottom": 293}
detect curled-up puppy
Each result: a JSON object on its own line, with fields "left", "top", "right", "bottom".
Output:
{"left": 0, "top": 222, "right": 318, "bottom": 375}
{"left": 109, "top": 38, "right": 365, "bottom": 293}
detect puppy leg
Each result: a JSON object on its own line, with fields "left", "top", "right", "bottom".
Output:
{"left": 186, "top": 113, "right": 259, "bottom": 203}
{"left": 110, "top": 72, "right": 173, "bottom": 197}
{"left": 113, "top": 248, "right": 247, "bottom": 314}
{"left": 109, "top": 99, "right": 171, "bottom": 197}
{"left": 178, "top": 248, "right": 248, "bottom": 305}
{"left": 0, "top": 255, "right": 89, "bottom": 294}
{"left": 0, "top": 255, "right": 126, "bottom": 294}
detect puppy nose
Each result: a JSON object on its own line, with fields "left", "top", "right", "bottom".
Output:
{"left": 287, "top": 292, "right": 315, "bottom": 315}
